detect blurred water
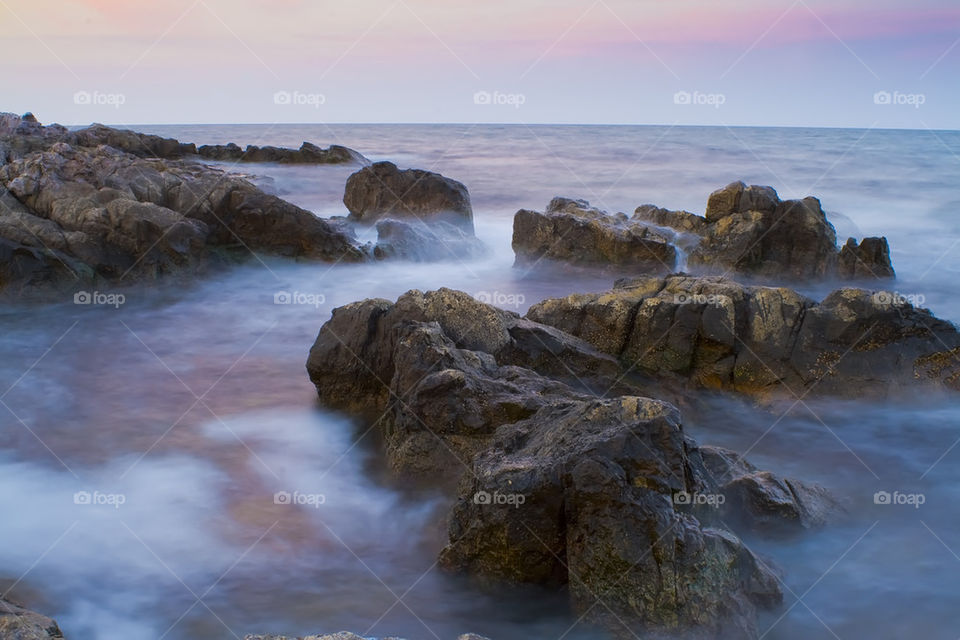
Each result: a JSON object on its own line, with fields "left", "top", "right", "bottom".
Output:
{"left": 1, "top": 124, "right": 958, "bottom": 639}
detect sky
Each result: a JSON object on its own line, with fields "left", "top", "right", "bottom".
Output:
{"left": 1, "top": 0, "right": 958, "bottom": 128}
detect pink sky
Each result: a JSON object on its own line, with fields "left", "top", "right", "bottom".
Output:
{"left": 2, "top": 0, "right": 958, "bottom": 127}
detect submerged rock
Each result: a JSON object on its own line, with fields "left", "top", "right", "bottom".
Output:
{"left": 527, "top": 274, "right": 960, "bottom": 399}
{"left": 512, "top": 197, "right": 678, "bottom": 273}
{"left": 0, "top": 598, "right": 63, "bottom": 639}
{"left": 343, "top": 161, "right": 474, "bottom": 231}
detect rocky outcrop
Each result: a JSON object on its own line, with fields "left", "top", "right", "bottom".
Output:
{"left": 527, "top": 275, "right": 960, "bottom": 399}
{"left": 634, "top": 181, "right": 895, "bottom": 281}
{"left": 0, "top": 598, "right": 64, "bottom": 639}
{"left": 0, "top": 115, "right": 366, "bottom": 292}
{"left": 72, "top": 123, "right": 199, "bottom": 159}
{"left": 197, "top": 141, "right": 368, "bottom": 165}
{"left": 373, "top": 219, "right": 487, "bottom": 262}
{"left": 512, "top": 197, "right": 678, "bottom": 273}
{"left": 441, "top": 396, "right": 782, "bottom": 639}
{"left": 343, "top": 162, "right": 474, "bottom": 231}
{"left": 304, "top": 288, "right": 855, "bottom": 638}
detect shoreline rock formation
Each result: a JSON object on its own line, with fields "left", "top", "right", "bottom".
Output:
{"left": 512, "top": 197, "right": 679, "bottom": 273}
{"left": 305, "top": 286, "right": 860, "bottom": 638}
{"left": 0, "top": 118, "right": 367, "bottom": 293}
{"left": 632, "top": 181, "right": 895, "bottom": 281}
{"left": 527, "top": 274, "right": 960, "bottom": 399}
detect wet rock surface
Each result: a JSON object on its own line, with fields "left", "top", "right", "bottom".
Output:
{"left": 344, "top": 161, "right": 474, "bottom": 231}
{"left": 303, "top": 287, "right": 859, "bottom": 638}
{"left": 0, "top": 598, "right": 63, "bottom": 639}
{"left": 528, "top": 274, "right": 960, "bottom": 399}
{"left": 512, "top": 197, "right": 679, "bottom": 273}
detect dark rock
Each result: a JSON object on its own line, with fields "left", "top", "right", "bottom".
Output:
{"left": 0, "top": 597, "right": 64, "bottom": 639}
{"left": 440, "top": 396, "right": 782, "bottom": 639}
{"left": 0, "top": 132, "right": 365, "bottom": 292}
{"left": 527, "top": 275, "right": 960, "bottom": 399}
{"left": 343, "top": 162, "right": 474, "bottom": 231}
{"left": 72, "top": 123, "right": 198, "bottom": 159}
{"left": 197, "top": 141, "right": 368, "bottom": 165}
{"left": 633, "top": 204, "right": 707, "bottom": 234}
{"left": 373, "top": 219, "right": 486, "bottom": 262}
{"left": 691, "top": 446, "right": 843, "bottom": 533}
{"left": 511, "top": 198, "right": 678, "bottom": 273}
{"left": 837, "top": 236, "right": 895, "bottom": 279}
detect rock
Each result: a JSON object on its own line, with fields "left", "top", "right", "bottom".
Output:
{"left": 72, "top": 123, "right": 198, "bottom": 159}
{"left": 197, "top": 141, "right": 368, "bottom": 165}
{"left": 343, "top": 162, "right": 474, "bottom": 231}
{"left": 690, "top": 446, "right": 842, "bottom": 533}
{"left": 569, "top": 181, "right": 893, "bottom": 282}
{"left": 243, "top": 634, "right": 480, "bottom": 640}
{"left": 305, "top": 288, "right": 623, "bottom": 476}
{"left": 511, "top": 198, "right": 678, "bottom": 273}
{"left": 304, "top": 288, "right": 847, "bottom": 637}
{"left": 837, "top": 236, "right": 895, "bottom": 279}
{"left": 0, "top": 597, "right": 64, "bottom": 639}
{"left": 440, "top": 396, "right": 782, "bottom": 638}
{"left": 0, "top": 126, "right": 366, "bottom": 292}
{"left": 373, "top": 219, "right": 486, "bottom": 262}
{"left": 633, "top": 204, "right": 707, "bottom": 234}
{"left": 527, "top": 274, "right": 960, "bottom": 399}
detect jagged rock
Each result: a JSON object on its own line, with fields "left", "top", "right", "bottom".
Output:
{"left": 633, "top": 204, "right": 707, "bottom": 234}
{"left": 527, "top": 275, "right": 960, "bottom": 399}
{"left": 0, "top": 598, "right": 63, "bottom": 639}
{"left": 440, "top": 396, "right": 782, "bottom": 639}
{"left": 197, "top": 141, "right": 368, "bottom": 165}
{"left": 837, "top": 236, "right": 895, "bottom": 279}
{"left": 72, "top": 123, "right": 198, "bottom": 159}
{"left": 244, "top": 634, "right": 486, "bottom": 640}
{"left": 512, "top": 198, "right": 678, "bottom": 273}
{"left": 0, "top": 121, "right": 366, "bottom": 292}
{"left": 343, "top": 162, "right": 474, "bottom": 231}
{"left": 373, "top": 219, "right": 487, "bottom": 262}
{"left": 303, "top": 288, "right": 853, "bottom": 638}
